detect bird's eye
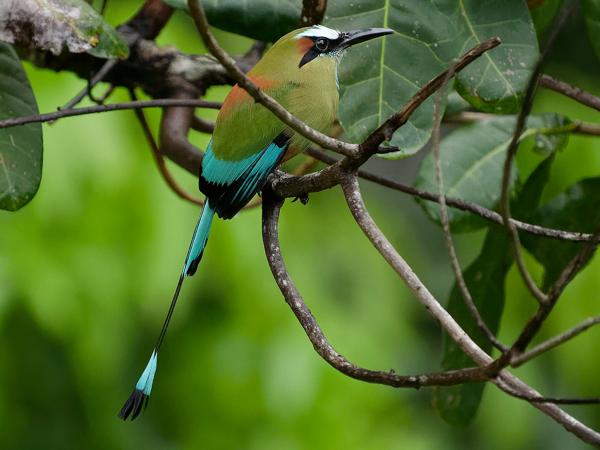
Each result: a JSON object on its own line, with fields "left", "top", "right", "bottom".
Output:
{"left": 315, "top": 38, "right": 329, "bottom": 52}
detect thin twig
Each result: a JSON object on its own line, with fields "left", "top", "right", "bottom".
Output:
{"left": 540, "top": 74, "right": 600, "bottom": 112}
{"left": 430, "top": 71, "right": 507, "bottom": 351}
{"left": 96, "top": 84, "right": 117, "bottom": 104}
{"left": 445, "top": 112, "right": 600, "bottom": 136}
{"left": 0, "top": 99, "right": 222, "bottom": 129}
{"left": 512, "top": 316, "right": 600, "bottom": 367}
{"left": 261, "top": 193, "right": 490, "bottom": 388}
{"left": 59, "top": 59, "right": 119, "bottom": 111}
{"left": 499, "top": 381, "right": 600, "bottom": 405}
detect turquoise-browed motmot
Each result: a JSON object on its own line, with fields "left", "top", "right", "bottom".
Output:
{"left": 119, "top": 24, "right": 393, "bottom": 420}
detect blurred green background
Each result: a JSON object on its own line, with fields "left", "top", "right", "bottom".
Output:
{"left": 1, "top": 2, "right": 600, "bottom": 449}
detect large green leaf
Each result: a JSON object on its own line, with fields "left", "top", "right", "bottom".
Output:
{"left": 0, "top": 0, "right": 128, "bottom": 58}
{"left": 326, "top": 0, "right": 538, "bottom": 157}
{"left": 433, "top": 157, "right": 553, "bottom": 426}
{"left": 0, "top": 43, "right": 43, "bottom": 211}
{"left": 163, "top": 0, "right": 302, "bottom": 42}
{"left": 414, "top": 114, "right": 571, "bottom": 232}
{"left": 522, "top": 177, "right": 600, "bottom": 288}
{"left": 583, "top": 0, "right": 600, "bottom": 62}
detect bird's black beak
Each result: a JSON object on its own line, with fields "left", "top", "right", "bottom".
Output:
{"left": 338, "top": 28, "right": 394, "bottom": 50}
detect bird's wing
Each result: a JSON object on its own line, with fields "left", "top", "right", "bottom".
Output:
{"left": 199, "top": 131, "right": 290, "bottom": 219}
{"left": 199, "top": 77, "right": 298, "bottom": 219}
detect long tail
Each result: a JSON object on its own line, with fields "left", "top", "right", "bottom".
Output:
{"left": 119, "top": 203, "right": 216, "bottom": 420}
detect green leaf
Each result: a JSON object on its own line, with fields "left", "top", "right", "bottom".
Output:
{"left": 414, "top": 114, "right": 571, "bottom": 232}
{"left": 0, "top": 43, "right": 43, "bottom": 211}
{"left": 326, "top": 0, "right": 538, "bottom": 158}
{"left": 0, "top": 0, "right": 129, "bottom": 59}
{"left": 583, "top": 0, "right": 600, "bottom": 62}
{"left": 433, "top": 157, "right": 553, "bottom": 426}
{"left": 451, "top": 2, "right": 539, "bottom": 115}
{"left": 522, "top": 177, "right": 600, "bottom": 288}
{"left": 163, "top": 0, "right": 302, "bottom": 42}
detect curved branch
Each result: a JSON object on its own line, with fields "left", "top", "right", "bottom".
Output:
{"left": 261, "top": 192, "right": 489, "bottom": 388}
{"left": 159, "top": 91, "right": 205, "bottom": 174}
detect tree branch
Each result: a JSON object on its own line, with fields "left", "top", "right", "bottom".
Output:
{"left": 0, "top": 98, "right": 221, "bottom": 129}
{"left": 445, "top": 112, "right": 600, "bottom": 136}
{"left": 122, "top": 0, "right": 174, "bottom": 40}
{"left": 511, "top": 315, "right": 600, "bottom": 367}
{"left": 2, "top": 97, "right": 598, "bottom": 247}
{"left": 300, "top": 0, "right": 327, "bottom": 26}
{"left": 540, "top": 74, "right": 600, "bottom": 112}
{"left": 60, "top": 58, "right": 119, "bottom": 111}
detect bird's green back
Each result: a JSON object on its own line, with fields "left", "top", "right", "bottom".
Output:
{"left": 212, "top": 28, "right": 340, "bottom": 162}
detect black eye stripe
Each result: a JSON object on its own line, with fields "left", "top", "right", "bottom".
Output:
{"left": 299, "top": 35, "right": 343, "bottom": 68}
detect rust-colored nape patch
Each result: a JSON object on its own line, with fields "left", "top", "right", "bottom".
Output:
{"left": 296, "top": 37, "right": 314, "bottom": 54}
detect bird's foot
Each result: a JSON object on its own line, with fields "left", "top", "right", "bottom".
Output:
{"left": 292, "top": 193, "right": 309, "bottom": 205}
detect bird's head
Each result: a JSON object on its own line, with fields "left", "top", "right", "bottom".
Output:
{"left": 252, "top": 25, "right": 393, "bottom": 76}
{"left": 290, "top": 25, "right": 394, "bottom": 68}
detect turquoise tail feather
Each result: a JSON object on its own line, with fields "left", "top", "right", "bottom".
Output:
{"left": 119, "top": 203, "right": 216, "bottom": 421}
{"left": 184, "top": 202, "right": 215, "bottom": 276}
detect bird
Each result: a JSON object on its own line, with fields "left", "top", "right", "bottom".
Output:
{"left": 119, "top": 24, "right": 393, "bottom": 420}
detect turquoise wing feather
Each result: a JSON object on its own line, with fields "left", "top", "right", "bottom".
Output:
{"left": 199, "top": 132, "right": 290, "bottom": 219}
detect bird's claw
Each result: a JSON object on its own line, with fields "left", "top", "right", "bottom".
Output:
{"left": 292, "top": 193, "right": 309, "bottom": 205}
